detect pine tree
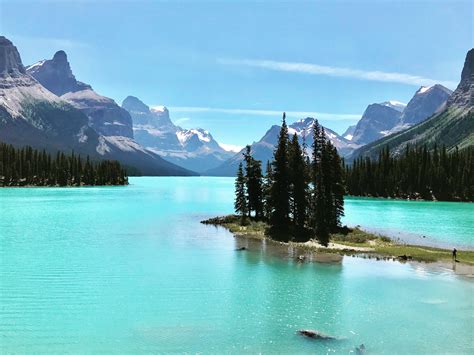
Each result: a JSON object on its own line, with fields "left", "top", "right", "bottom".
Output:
{"left": 243, "top": 145, "right": 264, "bottom": 219}
{"left": 288, "top": 133, "right": 309, "bottom": 239}
{"left": 269, "top": 113, "right": 290, "bottom": 240}
{"left": 311, "top": 121, "right": 330, "bottom": 245}
{"left": 234, "top": 163, "right": 248, "bottom": 224}
{"left": 262, "top": 161, "right": 273, "bottom": 220}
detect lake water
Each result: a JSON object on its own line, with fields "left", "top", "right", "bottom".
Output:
{"left": 0, "top": 177, "right": 473, "bottom": 353}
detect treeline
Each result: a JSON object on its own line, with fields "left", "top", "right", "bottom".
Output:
{"left": 346, "top": 145, "right": 473, "bottom": 201}
{"left": 234, "top": 113, "right": 344, "bottom": 246}
{"left": 0, "top": 142, "right": 128, "bottom": 187}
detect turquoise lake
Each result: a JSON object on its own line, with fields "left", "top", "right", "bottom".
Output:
{"left": 0, "top": 177, "right": 473, "bottom": 353}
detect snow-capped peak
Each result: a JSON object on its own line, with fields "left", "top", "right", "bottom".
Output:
{"left": 381, "top": 100, "right": 406, "bottom": 112}
{"left": 417, "top": 86, "right": 432, "bottom": 94}
{"left": 25, "top": 60, "right": 46, "bottom": 72}
{"left": 151, "top": 105, "right": 168, "bottom": 113}
{"left": 219, "top": 143, "right": 244, "bottom": 153}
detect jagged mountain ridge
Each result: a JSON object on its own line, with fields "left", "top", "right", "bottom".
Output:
{"left": 122, "top": 96, "right": 233, "bottom": 173}
{"left": 349, "top": 48, "right": 473, "bottom": 160}
{"left": 27, "top": 52, "right": 134, "bottom": 139}
{"left": 205, "top": 117, "right": 359, "bottom": 176}
{"left": 349, "top": 85, "right": 452, "bottom": 146}
{"left": 0, "top": 36, "right": 195, "bottom": 176}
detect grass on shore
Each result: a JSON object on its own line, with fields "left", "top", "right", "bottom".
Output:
{"left": 202, "top": 215, "right": 474, "bottom": 265}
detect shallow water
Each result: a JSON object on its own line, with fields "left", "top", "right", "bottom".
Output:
{"left": 343, "top": 196, "right": 474, "bottom": 249}
{"left": 0, "top": 177, "right": 473, "bottom": 353}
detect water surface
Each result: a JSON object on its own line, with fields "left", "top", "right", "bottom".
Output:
{"left": 0, "top": 177, "right": 472, "bottom": 353}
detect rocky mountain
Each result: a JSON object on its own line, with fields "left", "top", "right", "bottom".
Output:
{"left": 398, "top": 84, "right": 452, "bottom": 126}
{"left": 205, "top": 117, "right": 359, "bottom": 176}
{"left": 122, "top": 96, "right": 234, "bottom": 173}
{"left": 0, "top": 36, "right": 100, "bottom": 156}
{"left": 349, "top": 85, "right": 451, "bottom": 146}
{"left": 0, "top": 36, "right": 194, "bottom": 176}
{"left": 351, "top": 103, "right": 402, "bottom": 145}
{"left": 27, "top": 51, "right": 134, "bottom": 138}
{"left": 350, "top": 49, "right": 473, "bottom": 160}
{"left": 342, "top": 124, "right": 356, "bottom": 141}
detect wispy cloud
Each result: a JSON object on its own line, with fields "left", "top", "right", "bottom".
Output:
{"left": 174, "top": 117, "right": 190, "bottom": 125}
{"left": 166, "top": 106, "right": 360, "bottom": 121}
{"left": 6, "top": 34, "right": 90, "bottom": 50}
{"left": 218, "top": 58, "right": 457, "bottom": 88}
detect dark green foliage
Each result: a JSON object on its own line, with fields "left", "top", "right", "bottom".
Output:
{"left": 262, "top": 161, "right": 273, "bottom": 219}
{"left": 346, "top": 145, "right": 473, "bottom": 201}
{"left": 232, "top": 114, "right": 346, "bottom": 246}
{"left": 268, "top": 113, "right": 291, "bottom": 240}
{"left": 243, "top": 145, "right": 264, "bottom": 219}
{"left": 234, "top": 162, "right": 248, "bottom": 222}
{"left": 288, "top": 133, "right": 309, "bottom": 232}
{"left": 0, "top": 142, "right": 128, "bottom": 187}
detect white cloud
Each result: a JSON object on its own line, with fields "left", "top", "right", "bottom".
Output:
{"left": 7, "top": 34, "right": 90, "bottom": 50}
{"left": 219, "top": 143, "right": 244, "bottom": 153}
{"left": 174, "top": 117, "right": 190, "bottom": 125}
{"left": 167, "top": 106, "right": 359, "bottom": 121}
{"left": 218, "top": 58, "right": 457, "bottom": 88}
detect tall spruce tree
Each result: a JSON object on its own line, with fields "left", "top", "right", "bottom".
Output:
{"left": 288, "top": 133, "right": 309, "bottom": 237}
{"left": 262, "top": 161, "right": 273, "bottom": 220}
{"left": 234, "top": 162, "right": 248, "bottom": 223}
{"left": 311, "top": 121, "right": 330, "bottom": 245}
{"left": 269, "top": 113, "right": 290, "bottom": 240}
{"left": 243, "top": 145, "right": 264, "bottom": 219}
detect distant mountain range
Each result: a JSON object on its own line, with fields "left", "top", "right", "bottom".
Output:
{"left": 1, "top": 35, "right": 471, "bottom": 176}
{"left": 122, "top": 96, "right": 234, "bottom": 173}
{"left": 205, "top": 80, "right": 455, "bottom": 176}
{"left": 350, "top": 48, "right": 473, "bottom": 159}
{"left": 205, "top": 117, "right": 359, "bottom": 176}
{"left": 0, "top": 36, "right": 194, "bottom": 176}
{"left": 350, "top": 85, "right": 452, "bottom": 145}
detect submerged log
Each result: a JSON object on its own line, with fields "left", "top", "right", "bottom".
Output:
{"left": 297, "top": 329, "right": 337, "bottom": 340}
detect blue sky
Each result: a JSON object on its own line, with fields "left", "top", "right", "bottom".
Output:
{"left": 1, "top": 0, "right": 472, "bottom": 149}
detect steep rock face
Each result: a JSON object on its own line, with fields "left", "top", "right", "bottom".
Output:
{"left": 351, "top": 104, "right": 402, "bottom": 145}
{"left": 205, "top": 117, "right": 359, "bottom": 176}
{"left": 25, "top": 50, "right": 90, "bottom": 95}
{"left": 447, "top": 48, "right": 474, "bottom": 110}
{"left": 399, "top": 84, "right": 452, "bottom": 125}
{"left": 27, "top": 51, "right": 134, "bottom": 138}
{"left": 349, "top": 49, "right": 473, "bottom": 160}
{"left": 342, "top": 124, "right": 356, "bottom": 141}
{"left": 0, "top": 37, "right": 26, "bottom": 77}
{"left": 122, "top": 96, "right": 233, "bottom": 172}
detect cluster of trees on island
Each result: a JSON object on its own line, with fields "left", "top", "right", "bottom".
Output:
{"left": 234, "top": 114, "right": 344, "bottom": 246}
{"left": 0, "top": 142, "right": 128, "bottom": 187}
{"left": 346, "top": 145, "right": 473, "bottom": 201}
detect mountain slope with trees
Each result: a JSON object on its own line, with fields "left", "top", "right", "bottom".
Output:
{"left": 349, "top": 48, "right": 474, "bottom": 160}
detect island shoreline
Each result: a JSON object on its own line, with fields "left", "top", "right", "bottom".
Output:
{"left": 202, "top": 215, "right": 474, "bottom": 278}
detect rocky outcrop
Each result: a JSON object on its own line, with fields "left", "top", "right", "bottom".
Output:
{"left": 399, "top": 84, "right": 452, "bottom": 125}
{"left": 351, "top": 104, "right": 402, "bottom": 145}
{"left": 447, "top": 48, "right": 473, "bottom": 110}
{"left": 27, "top": 51, "right": 134, "bottom": 138}
{"left": 0, "top": 37, "right": 27, "bottom": 77}
{"left": 26, "top": 50, "right": 90, "bottom": 96}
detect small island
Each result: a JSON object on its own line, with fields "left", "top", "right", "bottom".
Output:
{"left": 203, "top": 116, "right": 474, "bottom": 274}
{"left": 0, "top": 142, "right": 128, "bottom": 187}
